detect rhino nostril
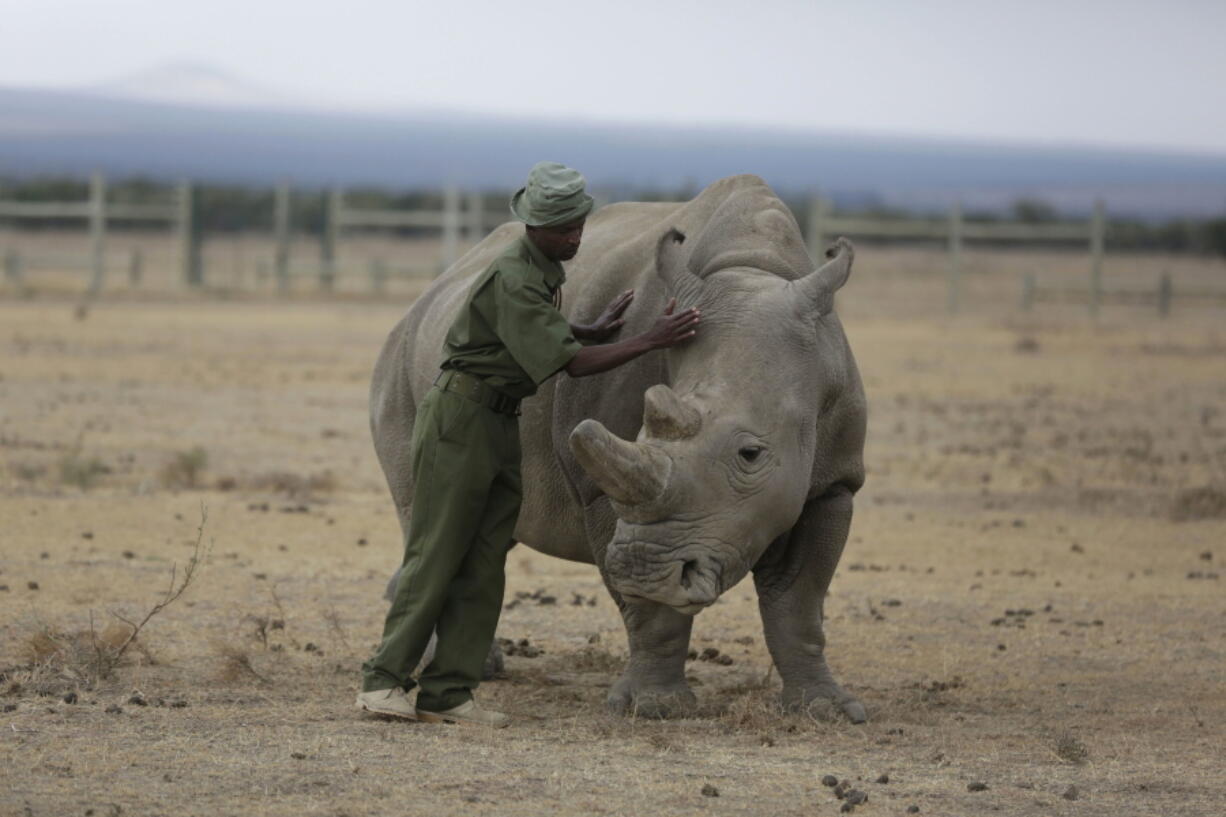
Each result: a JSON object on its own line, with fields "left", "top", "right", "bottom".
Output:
{"left": 679, "top": 559, "right": 699, "bottom": 589}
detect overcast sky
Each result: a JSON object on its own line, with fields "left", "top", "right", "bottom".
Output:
{"left": 2, "top": 0, "right": 1223, "bottom": 154}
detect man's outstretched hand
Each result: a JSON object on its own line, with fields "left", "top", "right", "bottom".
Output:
{"left": 573, "top": 289, "right": 635, "bottom": 342}
{"left": 642, "top": 298, "right": 700, "bottom": 349}
{"left": 564, "top": 297, "right": 700, "bottom": 378}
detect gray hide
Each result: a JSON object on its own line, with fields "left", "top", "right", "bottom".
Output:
{"left": 371, "top": 175, "right": 866, "bottom": 721}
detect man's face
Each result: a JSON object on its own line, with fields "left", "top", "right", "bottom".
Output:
{"left": 527, "top": 218, "right": 586, "bottom": 262}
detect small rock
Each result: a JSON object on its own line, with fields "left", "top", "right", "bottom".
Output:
{"left": 537, "top": 595, "right": 556, "bottom": 605}
{"left": 127, "top": 694, "right": 147, "bottom": 707}
{"left": 875, "top": 774, "right": 889, "bottom": 784}
{"left": 701, "top": 784, "right": 719, "bottom": 797}
{"left": 845, "top": 790, "right": 868, "bottom": 805}
{"left": 81, "top": 531, "right": 93, "bottom": 539}
{"left": 40, "top": 552, "right": 49, "bottom": 560}
{"left": 967, "top": 781, "right": 989, "bottom": 792}
{"left": 169, "top": 699, "right": 188, "bottom": 708}
{"left": 303, "top": 642, "right": 319, "bottom": 653}
{"left": 906, "top": 806, "right": 920, "bottom": 814}
{"left": 122, "top": 550, "right": 135, "bottom": 559}
{"left": 1070, "top": 543, "right": 1084, "bottom": 554}
{"left": 821, "top": 775, "right": 839, "bottom": 787}
{"left": 714, "top": 654, "right": 734, "bottom": 666}
{"left": 1200, "top": 551, "right": 1213, "bottom": 561}
{"left": 839, "top": 803, "right": 855, "bottom": 814}
{"left": 1062, "top": 785, "right": 1079, "bottom": 801}
{"left": 62, "top": 692, "right": 78, "bottom": 704}
{"left": 0, "top": 585, "right": 8, "bottom": 592}
{"left": 27, "top": 581, "right": 39, "bottom": 591}
{"left": 699, "top": 647, "right": 721, "bottom": 661}
{"left": 105, "top": 704, "right": 123, "bottom": 714}
{"left": 291, "top": 752, "right": 307, "bottom": 760}
{"left": 356, "top": 538, "right": 367, "bottom": 546}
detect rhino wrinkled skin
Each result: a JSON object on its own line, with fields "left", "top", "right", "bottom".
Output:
{"left": 371, "top": 175, "right": 867, "bottom": 722}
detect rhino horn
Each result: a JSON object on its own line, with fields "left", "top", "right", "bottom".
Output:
{"left": 794, "top": 236, "right": 855, "bottom": 315}
{"left": 642, "top": 384, "right": 701, "bottom": 440}
{"left": 655, "top": 228, "right": 703, "bottom": 306}
{"left": 569, "top": 419, "right": 670, "bottom": 505}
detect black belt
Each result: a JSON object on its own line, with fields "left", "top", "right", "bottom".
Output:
{"left": 435, "top": 369, "right": 520, "bottom": 416}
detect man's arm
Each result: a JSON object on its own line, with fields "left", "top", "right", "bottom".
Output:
{"left": 565, "top": 299, "right": 699, "bottom": 378}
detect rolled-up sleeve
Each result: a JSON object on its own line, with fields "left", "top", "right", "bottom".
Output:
{"left": 491, "top": 272, "right": 583, "bottom": 385}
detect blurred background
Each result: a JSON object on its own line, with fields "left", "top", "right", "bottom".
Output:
{"left": 3, "top": 6, "right": 1225, "bottom": 813}
{"left": 1, "top": 0, "right": 1224, "bottom": 309}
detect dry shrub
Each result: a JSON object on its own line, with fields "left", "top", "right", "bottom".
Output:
{"left": 160, "top": 446, "right": 209, "bottom": 489}
{"left": 8, "top": 622, "right": 140, "bottom": 696}
{"left": 58, "top": 452, "right": 110, "bottom": 489}
{"left": 212, "top": 640, "right": 269, "bottom": 684}
{"left": 1054, "top": 731, "right": 1090, "bottom": 764}
{"left": 11, "top": 461, "right": 46, "bottom": 482}
{"left": 247, "top": 470, "right": 338, "bottom": 497}
{"left": 1170, "top": 486, "right": 1226, "bottom": 521}
{"left": 4, "top": 508, "right": 209, "bottom": 699}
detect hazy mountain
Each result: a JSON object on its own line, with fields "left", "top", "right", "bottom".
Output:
{"left": 88, "top": 61, "right": 294, "bottom": 110}
{"left": 2, "top": 73, "right": 1225, "bottom": 219}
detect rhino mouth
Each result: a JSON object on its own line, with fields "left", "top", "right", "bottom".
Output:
{"left": 605, "top": 537, "right": 737, "bottom": 614}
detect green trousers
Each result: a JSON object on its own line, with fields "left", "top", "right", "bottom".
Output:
{"left": 360, "top": 386, "right": 521, "bottom": 712}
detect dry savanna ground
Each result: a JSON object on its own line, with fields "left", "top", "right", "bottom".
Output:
{"left": 1, "top": 246, "right": 1224, "bottom": 817}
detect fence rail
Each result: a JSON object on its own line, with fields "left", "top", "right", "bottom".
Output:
{"left": 3, "top": 174, "right": 1223, "bottom": 318}
{"left": 808, "top": 197, "right": 1106, "bottom": 314}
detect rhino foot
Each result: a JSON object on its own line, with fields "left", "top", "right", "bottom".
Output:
{"left": 607, "top": 677, "right": 697, "bottom": 719}
{"left": 782, "top": 684, "right": 867, "bottom": 724}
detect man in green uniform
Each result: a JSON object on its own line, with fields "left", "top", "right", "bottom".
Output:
{"left": 357, "top": 162, "right": 701, "bottom": 727}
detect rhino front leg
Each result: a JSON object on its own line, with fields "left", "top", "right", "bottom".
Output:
{"left": 607, "top": 599, "right": 696, "bottom": 718}
{"left": 581, "top": 496, "right": 696, "bottom": 718}
{"left": 753, "top": 485, "right": 866, "bottom": 723}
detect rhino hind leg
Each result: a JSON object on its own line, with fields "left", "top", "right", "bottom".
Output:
{"left": 753, "top": 486, "right": 866, "bottom": 724}
{"left": 607, "top": 600, "right": 697, "bottom": 718}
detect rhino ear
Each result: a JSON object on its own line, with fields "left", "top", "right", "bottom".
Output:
{"left": 793, "top": 236, "right": 854, "bottom": 316}
{"left": 656, "top": 228, "right": 703, "bottom": 306}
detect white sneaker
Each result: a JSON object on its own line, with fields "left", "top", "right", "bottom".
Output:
{"left": 355, "top": 687, "right": 418, "bottom": 720}
{"left": 417, "top": 698, "right": 510, "bottom": 728}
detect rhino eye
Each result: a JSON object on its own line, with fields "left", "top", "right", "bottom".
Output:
{"left": 738, "top": 446, "right": 763, "bottom": 463}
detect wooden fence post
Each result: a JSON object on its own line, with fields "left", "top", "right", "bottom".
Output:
{"left": 806, "top": 195, "right": 828, "bottom": 260}
{"left": 441, "top": 185, "right": 460, "bottom": 273}
{"left": 177, "top": 181, "right": 200, "bottom": 287}
{"left": 1021, "top": 271, "right": 1035, "bottom": 311}
{"left": 274, "top": 182, "right": 291, "bottom": 292}
{"left": 370, "top": 258, "right": 388, "bottom": 295}
{"left": 1158, "top": 271, "right": 1172, "bottom": 317}
{"left": 946, "top": 201, "right": 963, "bottom": 315}
{"left": 321, "top": 188, "right": 341, "bottom": 291}
{"left": 4, "top": 248, "right": 22, "bottom": 287}
{"left": 128, "top": 249, "right": 143, "bottom": 286}
{"left": 88, "top": 173, "right": 107, "bottom": 295}
{"left": 1089, "top": 199, "right": 1104, "bottom": 318}
{"left": 466, "top": 191, "right": 483, "bottom": 246}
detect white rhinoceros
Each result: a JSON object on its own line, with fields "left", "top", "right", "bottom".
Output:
{"left": 371, "top": 174, "right": 867, "bottom": 721}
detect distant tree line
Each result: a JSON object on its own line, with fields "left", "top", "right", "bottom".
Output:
{"left": 2, "top": 176, "right": 1224, "bottom": 258}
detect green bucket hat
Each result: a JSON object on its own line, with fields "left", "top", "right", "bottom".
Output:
{"left": 509, "top": 161, "right": 595, "bottom": 228}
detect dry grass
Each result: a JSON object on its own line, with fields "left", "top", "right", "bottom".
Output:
{"left": 1, "top": 246, "right": 1224, "bottom": 817}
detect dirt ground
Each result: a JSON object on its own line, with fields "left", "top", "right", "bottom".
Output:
{"left": 2, "top": 247, "right": 1224, "bottom": 817}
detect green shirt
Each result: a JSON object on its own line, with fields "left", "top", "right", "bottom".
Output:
{"left": 441, "top": 236, "right": 583, "bottom": 400}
